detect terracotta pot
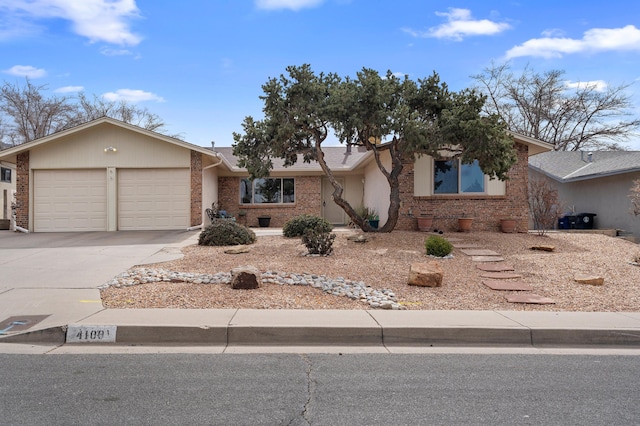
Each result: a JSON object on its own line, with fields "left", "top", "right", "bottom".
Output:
{"left": 458, "top": 218, "right": 473, "bottom": 232}
{"left": 500, "top": 218, "right": 516, "bottom": 233}
{"left": 417, "top": 216, "right": 433, "bottom": 232}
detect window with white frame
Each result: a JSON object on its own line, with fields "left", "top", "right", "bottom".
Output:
{"left": 433, "top": 159, "right": 485, "bottom": 194}
{"left": 241, "top": 178, "right": 295, "bottom": 204}
{"left": 0, "top": 167, "right": 11, "bottom": 183}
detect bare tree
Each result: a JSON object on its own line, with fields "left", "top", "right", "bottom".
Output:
{"left": 528, "top": 177, "right": 563, "bottom": 236}
{"left": 74, "top": 92, "right": 170, "bottom": 134}
{"left": 630, "top": 179, "right": 640, "bottom": 217}
{"left": 0, "top": 79, "right": 76, "bottom": 145}
{"left": 0, "top": 79, "right": 178, "bottom": 146}
{"left": 472, "top": 62, "right": 640, "bottom": 151}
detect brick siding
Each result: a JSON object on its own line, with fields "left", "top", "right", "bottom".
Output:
{"left": 218, "top": 175, "right": 322, "bottom": 227}
{"left": 15, "top": 151, "right": 29, "bottom": 229}
{"left": 190, "top": 150, "right": 203, "bottom": 226}
{"left": 395, "top": 142, "right": 530, "bottom": 232}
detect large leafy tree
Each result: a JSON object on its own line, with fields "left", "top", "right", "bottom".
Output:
{"left": 472, "top": 62, "right": 640, "bottom": 151}
{"left": 233, "top": 64, "right": 516, "bottom": 232}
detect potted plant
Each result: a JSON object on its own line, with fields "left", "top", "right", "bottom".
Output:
{"left": 500, "top": 218, "right": 517, "bottom": 233}
{"left": 458, "top": 217, "right": 473, "bottom": 232}
{"left": 368, "top": 213, "right": 380, "bottom": 229}
{"left": 257, "top": 215, "right": 271, "bottom": 227}
{"left": 417, "top": 215, "right": 434, "bottom": 232}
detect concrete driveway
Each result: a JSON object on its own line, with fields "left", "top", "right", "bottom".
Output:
{"left": 0, "top": 230, "right": 199, "bottom": 335}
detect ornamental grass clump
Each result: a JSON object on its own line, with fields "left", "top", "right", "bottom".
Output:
{"left": 283, "top": 214, "right": 333, "bottom": 238}
{"left": 424, "top": 235, "right": 453, "bottom": 257}
{"left": 198, "top": 220, "right": 256, "bottom": 246}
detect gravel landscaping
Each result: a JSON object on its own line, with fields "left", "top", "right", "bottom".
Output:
{"left": 100, "top": 230, "right": 640, "bottom": 312}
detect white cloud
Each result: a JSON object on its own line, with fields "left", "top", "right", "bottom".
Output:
{"left": 100, "top": 47, "right": 133, "bottom": 56}
{"left": 506, "top": 25, "right": 640, "bottom": 59}
{"left": 3, "top": 65, "right": 47, "bottom": 78}
{"left": 0, "top": 0, "right": 142, "bottom": 45}
{"left": 403, "top": 8, "right": 511, "bottom": 41}
{"left": 102, "top": 89, "right": 164, "bottom": 103}
{"left": 565, "top": 80, "right": 608, "bottom": 92}
{"left": 255, "top": 0, "right": 324, "bottom": 11}
{"left": 54, "top": 85, "right": 84, "bottom": 93}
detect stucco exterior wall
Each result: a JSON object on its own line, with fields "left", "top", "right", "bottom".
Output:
{"left": 28, "top": 123, "right": 191, "bottom": 169}
{"left": 363, "top": 152, "right": 392, "bottom": 224}
{"left": 529, "top": 169, "right": 640, "bottom": 238}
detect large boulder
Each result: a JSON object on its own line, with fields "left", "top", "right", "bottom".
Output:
{"left": 230, "top": 265, "right": 262, "bottom": 290}
{"left": 408, "top": 262, "right": 443, "bottom": 287}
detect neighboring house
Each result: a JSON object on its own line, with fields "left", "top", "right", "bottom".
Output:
{"left": 214, "top": 132, "right": 551, "bottom": 232}
{"left": 0, "top": 117, "right": 220, "bottom": 232}
{"left": 0, "top": 117, "right": 551, "bottom": 233}
{"left": 529, "top": 151, "right": 640, "bottom": 238}
{"left": 1, "top": 142, "right": 16, "bottom": 226}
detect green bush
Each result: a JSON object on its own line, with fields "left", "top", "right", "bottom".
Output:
{"left": 283, "top": 214, "right": 333, "bottom": 238}
{"left": 302, "top": 230, "right": 336, "bottom": 255}
{"left": 198, "top": 220, "right": 256, "bottom": 246}
{"left": 424, "top": 235, "right": 453, "bottom": 257}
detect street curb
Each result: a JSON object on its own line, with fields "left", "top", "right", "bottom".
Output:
{"left": 3, "top": 324, "right": 640, "bottom": 347}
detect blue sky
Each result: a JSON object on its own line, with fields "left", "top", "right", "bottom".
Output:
{"left": 2, "top": 0, "right": 640, "bottom": 149}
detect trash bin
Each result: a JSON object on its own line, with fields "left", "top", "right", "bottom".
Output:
{"left": 574, "top": 213, "right": 596, "bottom": 229}
{"left": 558, "top": 216, "right": 575, "bottom": 229}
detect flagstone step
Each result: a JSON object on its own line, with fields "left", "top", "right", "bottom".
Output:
{"left": 461, "top": 249, "right": 501, "bottom": 256}
{"left": 479, "top": 272, "right": 523, "bottom": 279}
{"left": 482, "top": 280, "right": 533, "bottom": 291}
{"left": 476, "top": 263, "right": 515, "bottom": 272}
{"left": 452, "top": 243, "right": 481, "bottom": 249}
{"left": 505, "top": 294, "right": 556, "bottom": 304}
{"left": 471, "top": 256, "right": 505, "bottom": 262}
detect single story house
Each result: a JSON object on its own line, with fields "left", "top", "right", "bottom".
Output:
{"left": 529, "top": 150, "right": 640, "bottom": 239}
{"left": 0, "top": 117, "right": 551, "bottom": 233}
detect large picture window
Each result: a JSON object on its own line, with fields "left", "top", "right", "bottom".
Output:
{"left": 241, "top": 178, "right": 295, "bottom": 204}
{"left": 434, "top": 159, "right": 485, "bottom": 194}
{"left": 0, "top": 167, "right": 11, "bottom": 183}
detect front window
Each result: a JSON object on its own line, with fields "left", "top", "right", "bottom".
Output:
{"left": 241, "top": 178, "right": 295, "bottom": 204}
{"left": 0, "top": 167, "right": 11, "bottom": 183}
{"left": 434, "top": 159, "right": 484, "bottom": 194}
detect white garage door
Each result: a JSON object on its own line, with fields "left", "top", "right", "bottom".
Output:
{"left": 34, "top": 170, "right": 107, "bottom": 232}
{"left": 118, "top": 169, "right": 190, "bottom": 230}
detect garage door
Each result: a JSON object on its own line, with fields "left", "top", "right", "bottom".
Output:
{"left": 118, "top": 169, "right": 190, "bottom": 230}
{"left": 34, "top": 170, "right": 107, "bottom": 232}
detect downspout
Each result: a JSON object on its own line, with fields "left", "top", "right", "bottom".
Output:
{"left": 14, "top": 225, "right": 29, "bottom": 233}
{"left": 186, "top": 152, "right": 224, "bottom": 231}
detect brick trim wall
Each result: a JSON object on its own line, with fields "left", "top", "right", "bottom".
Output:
{"left": 16, "top": 151, "right": 29, "bottom": 229}
{"left": 218, "top": 176, "right": 322, "bottom": 227}
{"left": 395, "top": 142, "right": 530, "bottom": 232}
{"left": 190, "top": 150, "right": 203, "bottom": 226}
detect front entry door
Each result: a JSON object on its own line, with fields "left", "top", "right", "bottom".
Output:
{"left": 322, "top": 177, "right": 345, "bottom": 225}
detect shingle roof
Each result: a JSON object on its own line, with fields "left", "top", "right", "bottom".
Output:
{"left": 529, "top": 151, "right": 640, "bottom": 182}
{"left": 214, "top": 145, "right": 372, "bottom": 173}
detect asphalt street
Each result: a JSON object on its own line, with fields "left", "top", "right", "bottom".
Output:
{"left": 2, "top": 353, "right": 639, "bottom": 425}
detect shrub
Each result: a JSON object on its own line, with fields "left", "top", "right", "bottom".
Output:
{"left": 424, "top": 235, "right": 453, "bottom": 257}
{"left": 302, "top": 229, "right": 336, "bottom": 255}
{"left": 198, "top": 220, "right": 256, "bottom": 246}
{"left": 283, "top": 214, "right": 332, "bottom": 238}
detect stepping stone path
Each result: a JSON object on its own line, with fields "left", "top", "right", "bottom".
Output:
{"left": 479, "top": 272, "right": 523, "bottom": 279}
{"left": 482, "top": 280, "right": 533, "bottom": 291}
{"left": 455, "top": 239, "right": 556, "bottom": 305}
{"left": 505, "top": 294, "right": 556, "bottom": 304}
{"left": 476, "top": 263, "right": 515, "bottom": 272}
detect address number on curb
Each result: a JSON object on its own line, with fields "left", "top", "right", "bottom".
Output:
{"left": 66, "top": 325, "right": 117, "bottom": 343}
